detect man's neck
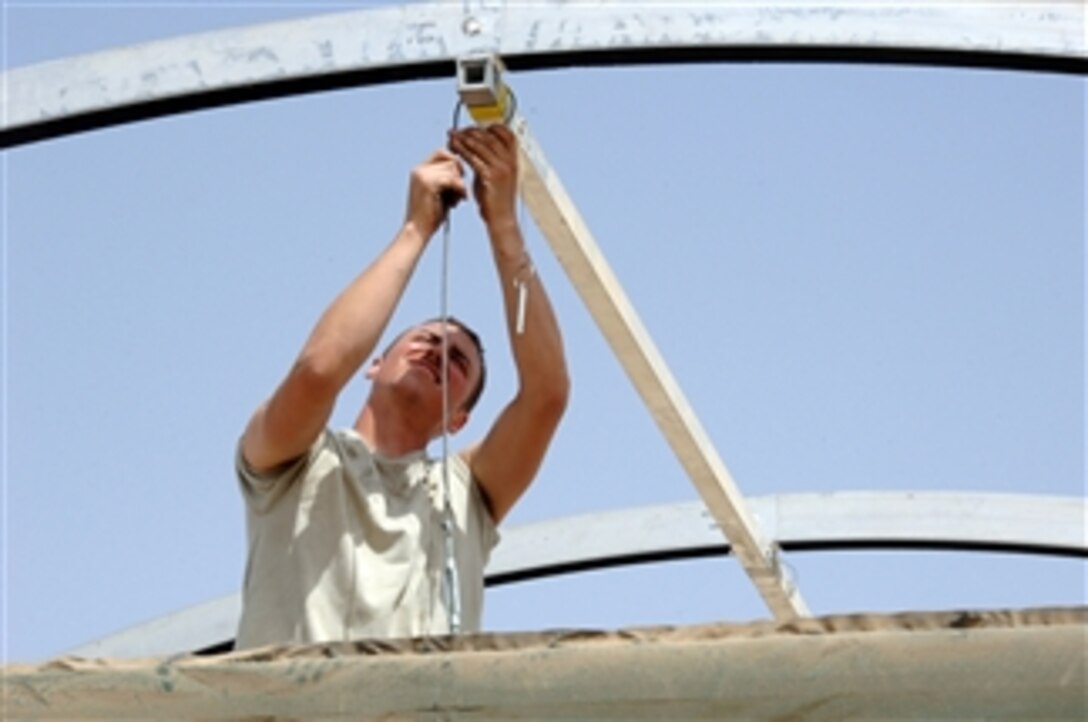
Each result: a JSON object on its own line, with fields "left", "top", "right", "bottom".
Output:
{"left": 354, "top": 404, "right": 432, "bottom": 458}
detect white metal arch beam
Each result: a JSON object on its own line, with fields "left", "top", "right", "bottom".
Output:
{"left": 487, "top": 491, "right": 1088, "bottom": 585}
{"left": 66, "top": 492, "right": 1088, "bottom": 659}
{"left": 2, "top": 1, "right": 1085, "bottom": 148}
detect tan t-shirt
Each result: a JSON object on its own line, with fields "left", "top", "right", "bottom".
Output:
{"left": 234, "top": 428, "right": 499, "bottom": 650}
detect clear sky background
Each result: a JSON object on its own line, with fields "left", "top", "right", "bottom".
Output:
{"left": 3, "top": 2, "right": 1085, "bottom": 663}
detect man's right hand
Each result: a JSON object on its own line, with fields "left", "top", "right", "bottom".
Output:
{"left": 404, "top": 149, "right": 468, "bottom": 239}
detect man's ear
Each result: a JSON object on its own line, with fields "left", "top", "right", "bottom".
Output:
{"left": 446, "top": 408, "right": 469, "bottom": 435}
{"left": 364, "top": 356, "right": 381, "bottom": 381}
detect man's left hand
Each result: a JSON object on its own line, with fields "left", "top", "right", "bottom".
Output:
{"left": 448, "top": 125, "right": 518, "bottom": 230}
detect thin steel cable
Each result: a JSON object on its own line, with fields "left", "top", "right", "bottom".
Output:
{"left": 438, "top": 98, "right": 466, "bottom": 635}
{"left": 436, "top": 88, "right": 517, "bottom": 634}
{"left": 439, "top": 209, "right": 462, "bottom": 635}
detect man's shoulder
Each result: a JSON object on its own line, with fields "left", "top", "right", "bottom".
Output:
{"left": 326, "top": 427, "right": 381, "bottom": 462}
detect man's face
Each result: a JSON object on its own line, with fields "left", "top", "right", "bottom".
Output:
{"left": 367, "top": 321, "right": 483, "bottom": 435}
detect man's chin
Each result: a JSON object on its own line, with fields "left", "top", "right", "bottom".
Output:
{"left": 391, "top": 373, "right": 442, "bottom": 407}
{"left": 406, "top": 362, "right": 441, "bottom": 386}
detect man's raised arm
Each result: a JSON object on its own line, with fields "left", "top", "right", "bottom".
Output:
{"left": 242, "top": 151, "right": 467, "bottom": 473}
{"left": 451, "top": 125, "right": 570, "bottom": 523}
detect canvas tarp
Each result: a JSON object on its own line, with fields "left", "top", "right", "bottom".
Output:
{"left": 3, "top": 607, "right": 1086, "bottom": 720}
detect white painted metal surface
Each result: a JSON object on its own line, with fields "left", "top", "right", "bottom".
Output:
{"left": 2, "top": 1, "right": 1084, "bottom": 146}
{"left": 491, "top": 491, "right": 1088, "bottom": 578}
{"left": 67, "top": 492, "right": 1087, "bottom": 658}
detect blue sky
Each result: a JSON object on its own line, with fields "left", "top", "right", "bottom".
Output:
{"left": 3, "top": 3, "right": 1085, "bottom": 662}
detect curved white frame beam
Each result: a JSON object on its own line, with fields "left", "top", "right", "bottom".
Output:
{"left": 2, "top": 0, "right": 1085, "bottom": 147}
{"left": 66, "top": 492, "right": 1088, "bottom": 659}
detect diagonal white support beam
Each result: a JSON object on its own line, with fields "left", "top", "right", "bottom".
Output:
{"left": 510, "top": 114, "right": 809, "bottom": 620}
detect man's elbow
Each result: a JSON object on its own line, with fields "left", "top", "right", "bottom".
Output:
{"left": 292, "top": 346, "right": 349, "bottom": 399}
{"left": 531, "top": 368, "right": 570, "bottom": 422}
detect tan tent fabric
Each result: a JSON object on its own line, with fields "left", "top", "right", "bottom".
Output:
{"left": 4, "top": 607, "right": 1086, "bottom": 720}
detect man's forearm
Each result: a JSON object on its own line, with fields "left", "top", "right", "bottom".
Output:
{"left": 298, "top": 225, "right": 428, "bottom": 390}
{"left": 489, "top": 221, "right": 569, "bottom": 406}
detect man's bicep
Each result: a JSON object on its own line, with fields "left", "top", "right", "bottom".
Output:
{"left": 463, "top": 395, "right": 565, "bottom": 524}
{"left": 242, "top": 370, "right": 338, "bottom": 473}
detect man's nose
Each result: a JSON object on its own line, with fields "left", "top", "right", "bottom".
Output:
{"left": 425, "top": 347, "right": 449, "bottom": 368}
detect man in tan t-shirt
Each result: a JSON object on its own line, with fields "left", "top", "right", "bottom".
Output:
{"left": 234, "top": 125, "right": 569, "bottom": 648}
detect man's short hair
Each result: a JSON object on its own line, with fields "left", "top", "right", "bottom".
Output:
{"left": 384, "top": 316, "right": 487, "bottom": 414}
